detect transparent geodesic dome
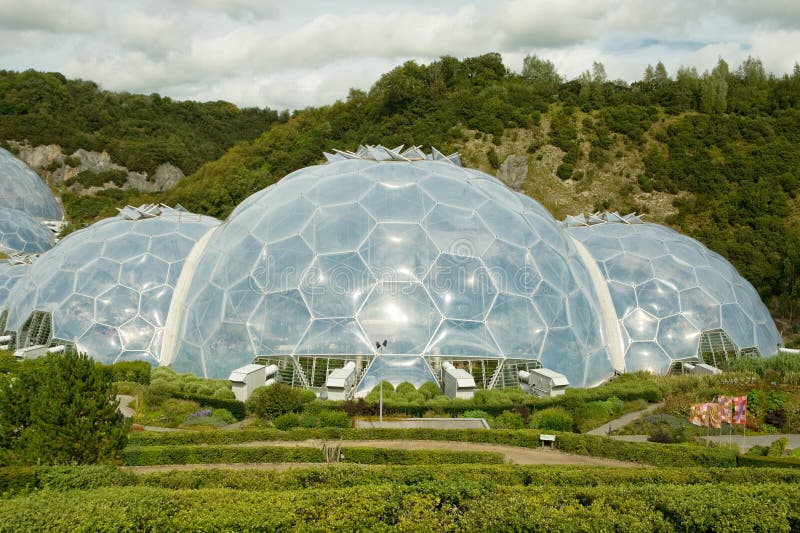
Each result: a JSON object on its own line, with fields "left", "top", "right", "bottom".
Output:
{"left": 166, "top": 146, "right": 613, "bottom": 388}
{"left": 567, "top": 214, "right": 781, "bottom": 374}
{"left": 0, "top": 147, "right": 63, "bottom": 220}
{"left": 4, "top": 205, "right": 219, "bottom": 365}
{"left": 0, "top": 208, "right": 55, "bottom": 255}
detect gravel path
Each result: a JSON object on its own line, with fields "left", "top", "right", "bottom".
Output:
{"left": 585, "top": 402, "right": 664, "bottom": 436}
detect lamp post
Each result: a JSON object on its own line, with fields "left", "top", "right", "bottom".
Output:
{"left": 375, "top": 340, "right": 388, "bottom": 426}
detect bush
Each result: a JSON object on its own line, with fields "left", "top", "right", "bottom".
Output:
{"left": 106, "top": 361, "right": 152, "bottom": 384}
{"left": 492, "top": 411, "right": 525, "bottom": 429}
{"left": 273, "top": 413, "right": 301, "bottom": 430}
{"left": 531, "top": 408, "right": 573, "bottom": 432}
{"left": 462, "top": 410, "right": 491, "bottom": 420}
{"left": 245, "top": 383, "right": 312, "bottom": 419}
{"left": 418, "top": 382, "right": 443, "bottom": 400}
{"left": 395, "top": 382, "right": 417, "bottom": 396}
{"left": 318, "top": 410, "right": 351, "bottom": 428}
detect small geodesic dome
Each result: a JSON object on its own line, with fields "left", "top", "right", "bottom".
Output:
{"left": 0, "top": 147, "right": 63, "bottom": 220}
{"left": 0, "top": 208, "right": 55, "bottom": 255}
{"left": 163, "top": 146, "right": 614, "bottom": 389}
{"left": 566, "top": 213, "right": 782, "bottom": 374}
{"left": 3, "top": 205, "right": 219, "bottom": 365}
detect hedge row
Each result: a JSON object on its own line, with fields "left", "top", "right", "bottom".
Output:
{"left": 126, "top": 428, "right": 737, "bottom": 467}
{"left": 4, "top": 463, "right": 800, "bottom": 497}
{"left": 738, "top": 455, "right": 800, "bottom": 469}
{"left": 121, "top": 445, "right": 503, "bottom": 467}
{"left": 122, "top": 446, "right": 322, "bottom": 466}
{"left": 1, "top": 482, "right": 798, "bottom": 531}
{"left": 173, "top": 393, "right": 246, "bottom": 420}
{"left": 554, "top": 433, "right": 739, "bottom": 467}
{"left": 316, "top": 381, "right": 663, "bottom": 417}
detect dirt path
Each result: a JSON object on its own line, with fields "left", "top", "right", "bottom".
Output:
{"left": 125, "top": 439, "right": 644, "bottom": 472}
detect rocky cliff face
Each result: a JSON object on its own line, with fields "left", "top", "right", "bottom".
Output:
{"left": 8, "top": 141, "right": 183, "bottom": 195}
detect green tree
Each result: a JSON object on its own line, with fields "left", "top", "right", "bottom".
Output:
{"left": 0, "top": 353, "right": 129, "bottom": 465}
{"left": 522, "top": 54, "right": 562, "bottom": 90}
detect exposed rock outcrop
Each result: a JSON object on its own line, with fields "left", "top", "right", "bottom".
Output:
{"left": 6, "top": 141, "right": 184, "bottom": 195}
{"left": 496, "top": 155, "right": 529, "bottom": 190}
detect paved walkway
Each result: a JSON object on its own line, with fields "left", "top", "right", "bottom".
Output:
{"left": 585, "top": 402, "right": 664, "bottom": 436}
{"left": 698, "top": 434, "right": 800, "bottom": 452}
{"left": 117, "top": 395, "right": 137, "bottom": 418}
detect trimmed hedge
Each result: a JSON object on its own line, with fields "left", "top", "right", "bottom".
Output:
{"left": 122, "top": 445, "right": 504, "bottom": 467}
{"left": 126, "top": 428, "right": 736, "bottom": 467}
{"left": 339, "top": 448, "right": 504, "bottom": 465}
{"left": 554, "top": 433, "right": 738, "bottom": 467}
{"left": 173, "top": 393, "right": 245, "bottom": 420}
{"left": 1, "top": 482, "right": 798, "bottom": 531}
{"left": 123, "top": 445, "right": 323, "bottom": 466}
{"left": 737, "top": 455, "right": 800, "bottom": 468}
{"left": 4, "top": 464, "right": 800, "bottom": 497}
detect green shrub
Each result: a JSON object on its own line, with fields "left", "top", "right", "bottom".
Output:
{"left": 245, "top": 383, "right": 310, "bottom": 419}
{"left": 492, "top": 410, "right": 525, "bottom": 429}
{"left": 418, "top": 381, "right": 443, "bottom": 399}
{"left": 273, "top": 413, "right": 301, "bottom": 430}
{"left": 318, "top": 410, "right": 351, "bottom": 428}
{"left": 768, "top": 437, "right": 789, "bottom": 457}
{"left": 462, "top": 410, "right": 491, "bottom": 420}
{"left": 106, "top": 361, "right": 152, "bottom": 384}
{"left": 532, "top": 408, "right": 573, "bottom": 432}
{"left": 395, "top": 382, "right": 417, "bottom": 396}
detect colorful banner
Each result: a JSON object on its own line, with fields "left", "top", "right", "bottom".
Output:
{"left": 700, "top": 402, "right": 711, "bottom": 427}
{"left": 708, "top": 402, "right": 722, "bottom": 429}
{"left": 689, "top": 404, "right": 703, "bottom": 426}
{"left": 717, "top": 396, "right": 732, "bottom": 425}
{"left": 733, "top": 396, "right": 747, "bottom": 425}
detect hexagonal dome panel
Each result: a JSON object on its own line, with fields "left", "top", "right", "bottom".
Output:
{"left": 167, "top": 147, "right": 613, "bottom": 388}
{"left": 568, "top": 214, "right": 781, "bottom": 372}
{"left": 3, "top": 205, "right": 219, "bottom": 365}
{"left": 0, "top": 208, "right": 55, "bottom": 255}
{"left": 0, "top": 148, "right": 63, "bottom": 220}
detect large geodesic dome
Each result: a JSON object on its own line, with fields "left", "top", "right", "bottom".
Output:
{"left": 0, "top": 208, "right": 55, "bottom": 255}
{"left": 3, "top": 205, "right": 219, "bottom": 365}
{"left": 0, "top": 261, "right": 29, "bottom": 311}
{"left": 164, "top": 146, "right": 614, "bottom": 389}
{"left": 0, "top": 147, "right": 63, "bottom": 220}
{"left": 566, "top": 213, "right": 782, "bottom": 374}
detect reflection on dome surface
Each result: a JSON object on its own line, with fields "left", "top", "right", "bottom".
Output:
{"left": 4, "top": 205, "right": 219, "bottom": 365}
{"left": 0, "top": 148, "right": 63, "bottom": 220}
{"left": 567, "top": 213, "right": 781, "bottom": 373}
{"left": 166, "top": 146, "right": 613, "bottom": 388}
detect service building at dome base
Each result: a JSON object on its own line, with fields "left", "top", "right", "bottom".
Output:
{"left": 0, "top": 146, "right": 783, "bottom": 396}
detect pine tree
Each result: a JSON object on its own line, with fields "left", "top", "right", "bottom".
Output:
{"left": 0, "top": 353, "right": 129, "bottom": 465}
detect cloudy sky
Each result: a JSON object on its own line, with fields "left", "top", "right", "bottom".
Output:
{"left": 1, "top": 0, "right": 799, "bottom": 110}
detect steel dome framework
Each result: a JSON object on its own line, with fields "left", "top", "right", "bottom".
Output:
{"left": 566, "top": 212, "right": 782, "bottom": 374}
{"left": 3, "top": 205, "right": 220, "bottom": 365}
{"left": 0, "top": 146, "right": 781, "bottom": 393}
{"left": 164, "top": 145, "right": 614, "bottom": 390}
{"left": 0, "top": 147, "right": 63, "bottom": 221}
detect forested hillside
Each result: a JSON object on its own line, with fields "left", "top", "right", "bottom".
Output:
{"left": 161, "top": 53, "right": 800, "bottom": 340}
{"left": 0, "top": 70, "right": 283, "bottom": 176}
{"left": 1, "top": 56, "right": 798, "bottom": 341}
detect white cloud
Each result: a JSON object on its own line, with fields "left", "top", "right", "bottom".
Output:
{"left": 3, "top": 0, "right": 800, "bottom": 109}
{"left": 0, "top": 0, "right": 106, "bottom": 33}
